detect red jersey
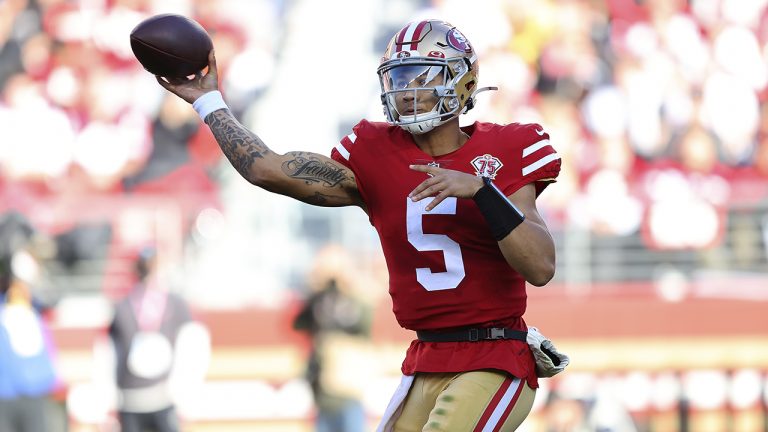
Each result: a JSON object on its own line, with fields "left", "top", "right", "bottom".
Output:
{"left": 331, "top": 120, "right": 560, "bottom": 388}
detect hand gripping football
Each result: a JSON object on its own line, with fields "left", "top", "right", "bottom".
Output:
{"left": 130, "top": 13, "right": 213, "bottom": 78}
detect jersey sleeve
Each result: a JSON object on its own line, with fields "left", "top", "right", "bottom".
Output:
{"left": 331, "top": 132, "right": 355, "bottom": 169}
{"left": 329, "top": 120, "right": 374, "bottom": 213}
{"left": 330, "top": 120, "right": 368, "bottom": 169}
{"left": 500, "top": 123, "right": 561, "bottom": 196}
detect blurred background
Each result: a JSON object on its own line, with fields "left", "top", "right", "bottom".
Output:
{"left": 1, "top": 0, "right": 767, "bottom": 431}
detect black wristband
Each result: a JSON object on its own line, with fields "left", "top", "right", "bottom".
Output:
{"left": 473, "top": 176, "right": 525, "bottom": 241}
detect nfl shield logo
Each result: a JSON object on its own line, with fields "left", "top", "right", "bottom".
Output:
{"left": 471, "top": 154, "right": 503, "bottom": 179}
{"left": 426, "top": 161, "right": 440, "bottom": 177}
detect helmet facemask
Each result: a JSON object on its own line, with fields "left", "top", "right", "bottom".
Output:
{"left": 378, "top": 56, "right": 472, "bottom": 134}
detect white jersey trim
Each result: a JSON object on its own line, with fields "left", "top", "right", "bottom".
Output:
{"left": 335, "top": 133, "right": 355, "bottom": 161}
{"left": 522, "top": 138, "right": 550, "bottom": 157}
{"left": 522, "top": 153, "right": 560, "bottom": 176}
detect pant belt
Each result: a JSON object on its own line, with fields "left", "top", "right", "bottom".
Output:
{"left": 416, "top": 327, "right": 528, "bottom": 342}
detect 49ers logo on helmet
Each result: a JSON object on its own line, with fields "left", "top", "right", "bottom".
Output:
{"left": 446, "top": 28, "right": 471, "bottom": 52}
{"left": 427, "top": 50, "right": 445, "bottom": 58}
{"left": 471, "top": 154, "right": 503, "bottom": 179}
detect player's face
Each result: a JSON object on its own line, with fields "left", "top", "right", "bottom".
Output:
{"left": 383, "top": 65, "right": 445, "bottom": 118}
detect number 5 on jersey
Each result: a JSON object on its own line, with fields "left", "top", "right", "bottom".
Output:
{"left": 406, "top": 198, "right": 465, "bottom": 291}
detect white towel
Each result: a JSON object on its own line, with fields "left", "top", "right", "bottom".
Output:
{"left": 376, "top": 374, "right": 415, "bottom": 432}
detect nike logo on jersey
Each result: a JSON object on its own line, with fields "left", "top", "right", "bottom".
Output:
{"left": 535, "top": 128, "right": 546, "bottom": 136}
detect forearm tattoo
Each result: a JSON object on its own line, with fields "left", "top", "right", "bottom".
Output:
{"left": 206, "top": 110, "right": 270, "bottom": 181}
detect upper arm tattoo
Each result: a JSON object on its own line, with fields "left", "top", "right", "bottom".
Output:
{"left": 281, "top": 152, "right": 347, "bottom": 187}
{"left": 283, "top": 152, "right": 361, "bottom": 207}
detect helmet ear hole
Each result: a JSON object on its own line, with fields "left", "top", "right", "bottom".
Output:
{"left": 465, "top": 97, "right": 475, "bottom": 112}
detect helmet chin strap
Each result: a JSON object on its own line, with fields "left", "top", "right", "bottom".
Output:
{"left": 400, "top": 117, "right": 442, "bottom": 134}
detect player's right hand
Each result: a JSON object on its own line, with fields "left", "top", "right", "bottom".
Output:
{"left": 156, "top": 49, "right": 219, "bottom": 104}
{"left": 409, "top": 164, "right": 485, "bottom": 211}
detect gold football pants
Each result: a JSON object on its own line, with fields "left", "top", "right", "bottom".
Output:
{"left": 392, "top": 370, "right": 535, "bottom": 432}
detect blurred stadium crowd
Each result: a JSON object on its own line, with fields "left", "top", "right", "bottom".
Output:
{"left": 1, "top": 0, "right": 768, "bottom": 430}
{"left": 0, "top": 0, "right": 766, "bottom": 295}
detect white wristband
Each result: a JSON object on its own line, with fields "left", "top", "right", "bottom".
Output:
{"left": 192, "top": 91, "right": 228, "bottom": 121}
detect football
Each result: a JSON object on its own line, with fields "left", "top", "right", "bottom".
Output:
{"left": 130, "top": 14, "right": 212, "bottom": 78}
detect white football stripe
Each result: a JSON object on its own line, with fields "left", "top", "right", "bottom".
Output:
{"left": 522, "top": 138, "right": 550, "bottom": 157}
{"left": 522, "top": 153, "right": 560, "bottom": 176}
{"left": 335, "top": 141, "right": 352, "bottom": 161}
{"left": 481, "top": 377, "right": 522, "bottom": 432}
{"left": 402, "top": 21, "right": 421, "bottom": 44}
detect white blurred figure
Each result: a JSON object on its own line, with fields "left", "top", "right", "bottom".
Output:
{"left": 96, "top": 246, "right": 210, "bottom": 432}
{"left": 0, "top": 74, "right": 75, "bottom": 181}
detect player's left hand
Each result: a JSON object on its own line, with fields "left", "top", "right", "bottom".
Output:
{"left": 409, "top": 164, "right": 484, "bottom": 211}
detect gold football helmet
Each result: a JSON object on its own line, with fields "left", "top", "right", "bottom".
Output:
{"left": 377, "top": 20, "right": 494, "bottom": 134}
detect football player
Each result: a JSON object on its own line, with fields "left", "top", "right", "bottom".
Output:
{"left": 157, "top": 19, "right": 563, "bottom": 432}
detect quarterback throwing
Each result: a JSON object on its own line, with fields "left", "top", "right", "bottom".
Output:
{"left": 156, "top": 19, "right": 564, "bottom": 432}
